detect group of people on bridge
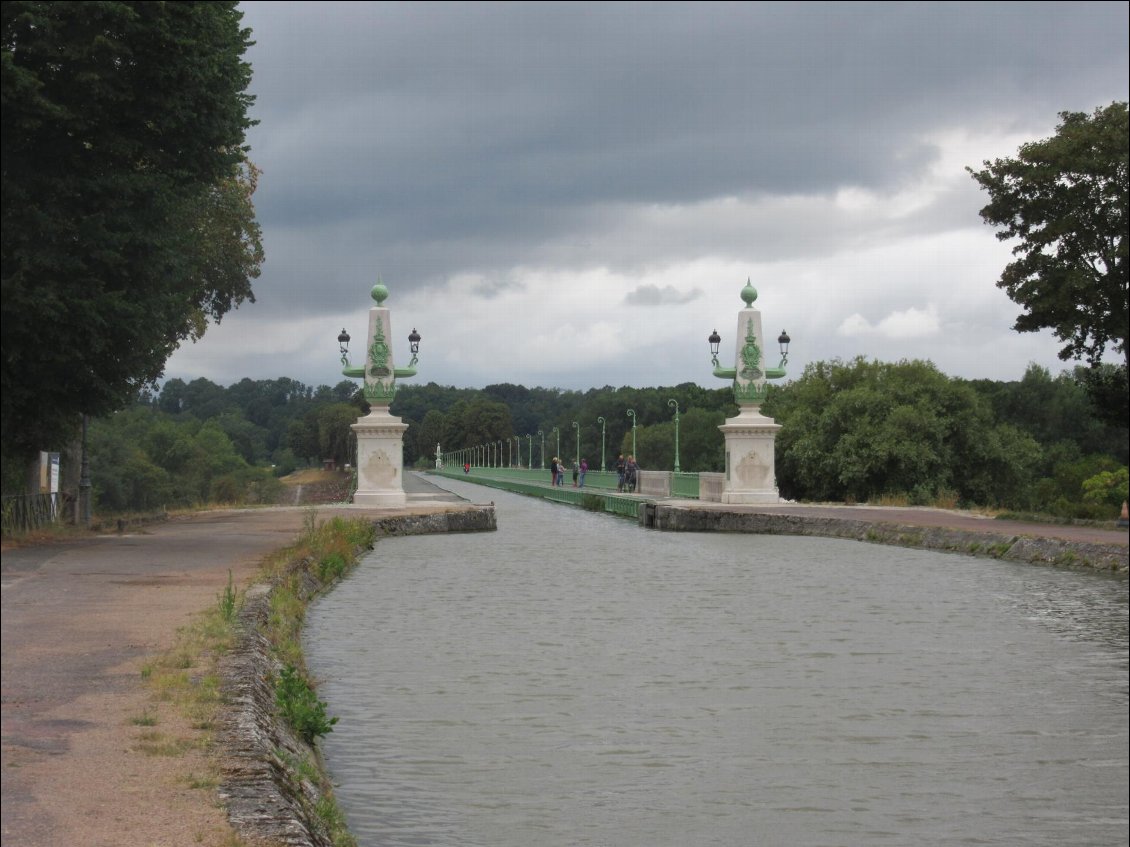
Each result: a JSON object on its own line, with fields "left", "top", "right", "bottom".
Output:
{"left": 549, "top": 456, "right": 588, "bottom": 487}
{"left": 615, "top": 454, "right": 639, "bottom": 493}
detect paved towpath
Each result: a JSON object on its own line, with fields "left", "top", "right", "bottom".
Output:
{"left": 0, "top": 476, "right": 472, "bottom": 847}
{"left": 666, "top": 500, "right": 1130, "bottom": 547}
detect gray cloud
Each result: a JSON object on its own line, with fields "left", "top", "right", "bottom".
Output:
{"left": 164, "top": 2, "right": 1128, "bottom": 389}
{"left": 624, "top": 285, "right": 704, "bottom": 306}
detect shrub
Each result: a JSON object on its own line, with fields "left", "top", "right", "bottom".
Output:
{"left": 275, "top": 665, "right": 338, "bottom": 744}
{"left": 581, "top": 493, "right": 605, "bottom": 512}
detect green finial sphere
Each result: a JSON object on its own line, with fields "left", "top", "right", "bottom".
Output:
{"left": 371, "top": 279, "right": 389, "bottom": 305}
{"left": 741, "top": 278, "right": 758, "bottom": 307}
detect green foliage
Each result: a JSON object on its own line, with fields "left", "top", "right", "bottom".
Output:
{"left": 1081, "top": 468, "right": 1129, "bottom": 510}
{"left": 768, "top": 358, "right": 1042, "bottom": 507}
{"left": 581, "top": 493, "right": 606, "bottom": 512}
{"left": 1, "top": 1, "right": 262, "bottom": 466}
{"left": 275, "top": 665, "right": 338, "bottom": 745}
{"left": 54, "top": 361, "right": 1128, "bottom": 516}
{"left": 968, "top": 103, "right": 1128, "bottom": 392}
{"left": 316, "top": 552, "right": 349, "bottom": 583}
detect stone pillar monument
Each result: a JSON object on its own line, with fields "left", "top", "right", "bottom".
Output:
{"left": 340, "top": 280, "right": 420, "bottom": 507}
{"left": 710, "top": 280, "right": 790, "bottom": 504}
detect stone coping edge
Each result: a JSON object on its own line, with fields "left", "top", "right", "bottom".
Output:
{"left": 642, "top": 505, "right": 1128, "bottom": 574}
{"left": 217, "top": 506, "right": 496, "bottom": 846}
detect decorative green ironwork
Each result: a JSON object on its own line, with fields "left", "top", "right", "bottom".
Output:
{"left": 738, "top": 318, "right": 763, "bottom": 382}
{"left": 367, "top": 321, "right": 391, "bottom": 379}
{"left": 363, "top": 380, "right": 398, "bottom": 403}
{"left": 733, "top": 380, "right": 770, "bottom": 404}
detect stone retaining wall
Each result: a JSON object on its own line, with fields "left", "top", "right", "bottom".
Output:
{"left": 641, "top": 504, "right": 1128, "bottom": 574}
{"left": 217, "top": 506, "right": 496, "bottom": 846}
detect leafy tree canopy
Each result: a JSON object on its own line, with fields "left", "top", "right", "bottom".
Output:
{"left": 1, "top": 1, "right": 261, "bottom": 463}
{"left": 968, "top": 103, "right": 1128, "bottom": 375}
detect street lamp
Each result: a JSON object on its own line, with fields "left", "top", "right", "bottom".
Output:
{"left": 498, "top": 440, "right": 503, "bottom": 468}
{"left": 626, "top": 409, "right": 637, "bottom": 458}
{"left": 552, "top": 426, "right": 560, "bottom": 460}
{"left": 596, "top": 416, "right": 606, "bottom": 471}
{"left": 538, "top": 430, "right": 544, "bottom": 467}
{"left": 338, "top": 328, "right": 351, "bottom": 367}
{"left": 571, "top": 421, "right": 580, "bottom": 467}
{"left": 526, "top": 434, "right": 533, "bottom": 470}
{"left": 407, "top": 327, "right": 421, "bottom": 368}
{"left": 778, "top": 329, "right": 791, "bottom": 362}
{"left": 668, "top": 398, "right": 681, "bottom": 473}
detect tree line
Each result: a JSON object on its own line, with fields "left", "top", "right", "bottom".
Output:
{"left": 9, "top": 360, "right": 1121, "bottom": 519}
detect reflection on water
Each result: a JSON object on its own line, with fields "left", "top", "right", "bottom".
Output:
{"left": 306, "top": 478, "right": 1128, "bottom": 847}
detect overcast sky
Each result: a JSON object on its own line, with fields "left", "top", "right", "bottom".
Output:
{"left": 164, "top": 1, "right": 1129, "bottom": 393}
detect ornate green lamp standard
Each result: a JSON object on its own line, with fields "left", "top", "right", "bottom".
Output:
{"left": 626, "top": 409, "right": 637, "bottom": 458}
{"left": 668, "top": 399, "right": 681, "bottom": 473}
{"left": 526, "top": 434, "right": 533, "bottom": 470}
{"left": 596, "top": 416, "right": 607, "bottom": 471}
{"left": 337, "top": 279, "right": 420, "bottom": 506}
{"left": 708, "top": 279, "right": 790, "bottom": 504}
{"left": 551, "top": 426, "right": 560, "bottom": 461}
{"left": 538, "top": 430, "right": 545, "bottom": 468}
{"left": 571, "top": 421, "right": 580, "bottom": 467}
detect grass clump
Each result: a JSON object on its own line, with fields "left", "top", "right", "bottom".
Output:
{"left": 130, "top": 710, "right": 158, "bottom": 727}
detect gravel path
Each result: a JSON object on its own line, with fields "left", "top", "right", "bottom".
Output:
{"left": 0, "top": 507, "right": 354, "bottom": 847}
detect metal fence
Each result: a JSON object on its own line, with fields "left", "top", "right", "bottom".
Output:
{"left": 428, "top": 464, "right": 716, "bottom": 519}
{"left": 1, "top": 492, "right": 65, "bottom": 535}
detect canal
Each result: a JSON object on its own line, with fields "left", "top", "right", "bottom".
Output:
{"left": 306, "top": 477, "right": 1128, "bottom": 846}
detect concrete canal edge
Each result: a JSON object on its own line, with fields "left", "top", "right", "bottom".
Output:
{"left": 217, "top": 505, "right": 496, "bottom": 847}
{"left": 641, "top": 503, "right": 1128, "bottom": 574}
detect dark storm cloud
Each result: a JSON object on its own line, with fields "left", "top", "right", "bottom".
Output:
{"left": 158, "top": 0, "right": 1127, "bottom": 398}
{"left": 238, "top": 0, "right": 1127, "bottom": 313}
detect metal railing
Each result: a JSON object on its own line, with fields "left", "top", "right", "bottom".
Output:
{"left": 429, "top": 464, "right": 714, "bottom": 518}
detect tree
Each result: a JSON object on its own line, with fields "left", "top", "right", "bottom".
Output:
{"left": 768, "top": 358, "right": 1041, "bottom": 506}
{"left": 968, "top": 103, "right": 1128, "bottom": 387}
{"left": 1, "top": 2, "right": 261, "bottom": 466}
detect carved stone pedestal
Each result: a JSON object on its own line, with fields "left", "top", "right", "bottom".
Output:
{"left": 719, "top": 406, "right": 781, "bottom": 504}
{"left": 351, "top": 408, "right": 409, "bottom": 507}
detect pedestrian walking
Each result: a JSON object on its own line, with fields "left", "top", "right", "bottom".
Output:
{"left": 615, "top": 454, "right": 626, "bottom": 492}
{"left": 625, "top": 455, "right": 639, "bottom": 493}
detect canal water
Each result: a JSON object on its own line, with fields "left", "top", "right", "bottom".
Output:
{"left": 305, "top": 477, "right": 1128, "bottom": 846}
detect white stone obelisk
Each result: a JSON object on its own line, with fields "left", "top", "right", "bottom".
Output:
{"left": 348, "top": 282, "right": 410, "bottom": 507}
{"left": 715, "top": 281, "right": 787, "bottom": 504}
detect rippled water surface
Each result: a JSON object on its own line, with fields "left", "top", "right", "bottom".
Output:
{"left": 306, "top": 477, "right": 1128, "bottom": 846}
